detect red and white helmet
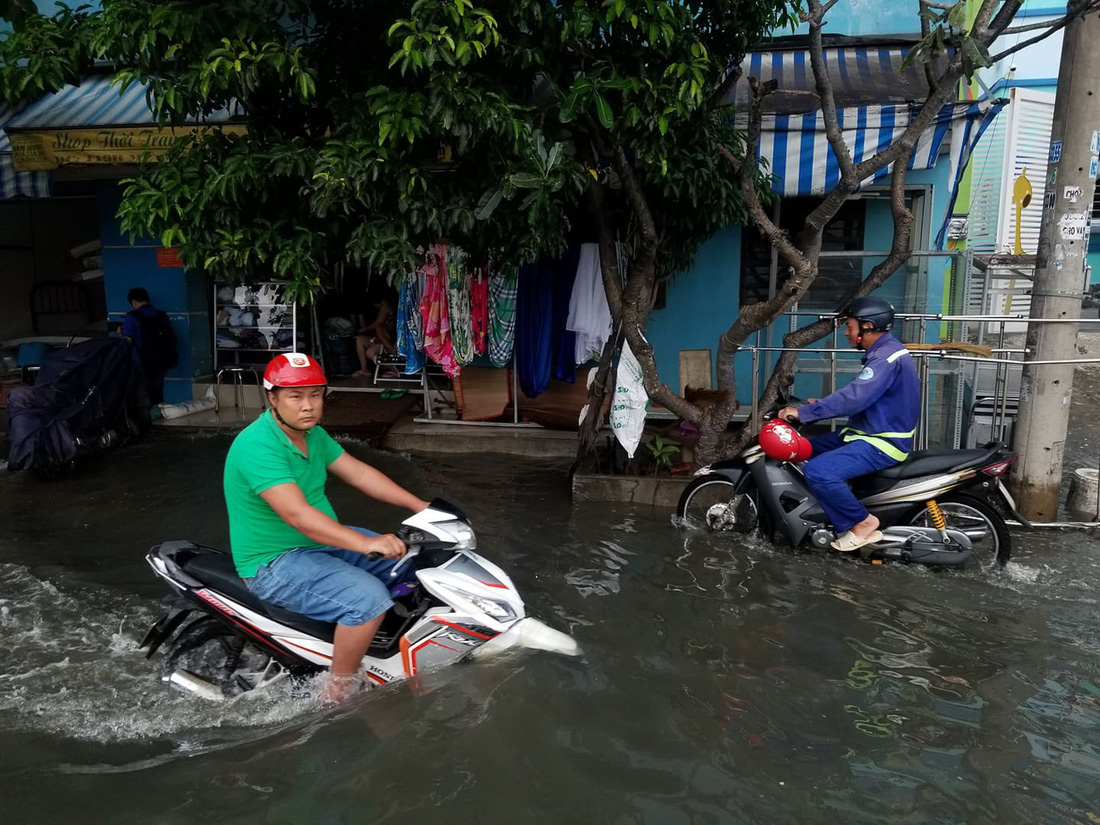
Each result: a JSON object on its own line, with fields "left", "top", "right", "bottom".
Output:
{"left": 759, "top": 419, "right": 813, "bottom": 462}
{"left": 263, "top": 352, "right": 327, "bottom": 390}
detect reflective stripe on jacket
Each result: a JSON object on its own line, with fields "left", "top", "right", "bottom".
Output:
{"left": 797, "top": 333, "right": 922, "bottom": 463}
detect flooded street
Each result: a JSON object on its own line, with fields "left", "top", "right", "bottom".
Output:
{"left": 3, "top": 432, "right": 1100, "bottom": 824}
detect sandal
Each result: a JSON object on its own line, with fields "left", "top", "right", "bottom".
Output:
{"left": 831, "top": 530, "right": 884, "bottom": 553}
{"left": 380, "top": 389, "right": 395, "bottom": 399}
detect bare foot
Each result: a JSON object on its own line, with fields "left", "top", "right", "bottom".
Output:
{"left": 321, "top": 673, "right": 365, "bottom": 704}
{"left": 850, "top": 514, "right": 881, "bottom": 540}
{"left": 351, "top": 369, "right": 371, "bottom": 378}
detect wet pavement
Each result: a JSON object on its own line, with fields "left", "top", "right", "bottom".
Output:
{"left": 2, "top": 429, "right": 1100, "bottom": 824}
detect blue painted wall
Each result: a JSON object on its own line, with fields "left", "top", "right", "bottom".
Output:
{"left": 646, "top": 227, "right": 758, "bottom": 400}
{"left": 781, "top": 0, "right": 921, "bottom": 37}
{"left": 98, "top": 181, "right": 211, "bottom": 403}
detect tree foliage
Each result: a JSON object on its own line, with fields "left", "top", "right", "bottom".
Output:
{"left": 1, "top": 0, "right": 796, "bottom": 303}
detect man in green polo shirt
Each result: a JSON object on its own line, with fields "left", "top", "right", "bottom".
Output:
{"left": 224, "top": 352, "right": 429, "bottom": 702}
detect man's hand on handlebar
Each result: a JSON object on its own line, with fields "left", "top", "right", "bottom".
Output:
{"left": 361, "top": 533, "right": 407, "bottom": 560}
{"left": 778, "top": 406, "right": 800, "bottom": 423}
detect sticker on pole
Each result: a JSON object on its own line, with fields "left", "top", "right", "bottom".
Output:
{"left": 1091, "top": 130, "right": 1100, "bottom": 154}
{"left": 1059, "top": 212, "right": 1087, "bottom": 241}
{"left": 1049, "top": 140, "right": 1062, "bottom": 164}
{"left": 1064, "top": 185, "right": 1084, "bottom": 204}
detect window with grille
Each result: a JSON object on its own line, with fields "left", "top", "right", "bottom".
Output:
{"left": 739, "top": 198, "right": 868, "bottom": 310}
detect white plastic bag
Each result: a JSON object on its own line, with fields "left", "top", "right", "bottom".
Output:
{"left": 610, "top": 340, "right": 648, "bottom": 458}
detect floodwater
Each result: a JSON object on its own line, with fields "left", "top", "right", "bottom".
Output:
{"left": 3, "top": 433, "right": 1100, "bottom": 824}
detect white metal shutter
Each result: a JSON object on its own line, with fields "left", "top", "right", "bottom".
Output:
{"left": 994, "top": 88, "right": 1055, "bottom": 320}
{"left": 966, "top": 102, "right": 1008, "bottom": 257}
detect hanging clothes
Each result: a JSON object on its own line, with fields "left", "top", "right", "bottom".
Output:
{"left": 446, "top": 246, "right": 476, "bottom": 366}
{"left": 488, "top": 266, "right": 518, "bottom": 368}
{"left": 397, "top": 272, "right": 425, "bottom": 375}
{"left": 516, "top": 260, "right": 554, "bottom": 397}
{"left": 419, "top": 244, "right": 459, "bottom": 378}
{"left": 412, "top": 271, "right": 427, "bottom": 350}
{"left": 567, "top": 243, "right": 613, "bottom": 365}
{"left": 470, "top": 268, "right": 490, "bottom": 356}
{"left": 551, "top": 246, "right": 580, "bottom": 383}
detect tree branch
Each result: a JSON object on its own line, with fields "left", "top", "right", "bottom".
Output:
{"left": 986, "top": 0, "right": 1025, "bottom": 39}
{"left": 722, "top": 78, "right": 809, "bottom": 273}
{"left": 989, "top": 2, "right": 1100, "bottom": 63}
{"left": 807, "top": 0, "right": 855, "bottom": 179}
{"left": 587, "top": 123, "right": 698, "bottom": 423}
{"left": 585, "top": 174, "right": 624, "bottom": 316}
{"left": 918, "top": 1, "right": 940, "bottom": 95}
{"left": 971, "top": 0, "right": 1006, "bottom": 40}
{"left": 609, "top": 147, "right": 658, "bottom": 263}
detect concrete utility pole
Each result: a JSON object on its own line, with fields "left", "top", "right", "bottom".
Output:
{"left": 1010, "top": 10, "right": 1100, "bottom": 521}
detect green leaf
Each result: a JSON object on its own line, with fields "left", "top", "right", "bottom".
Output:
{"left": 510, "top": 172, "right": 543, "bottom": 188}
{"left": 474, "top": 187, "right": 503, "bottom": 219}
{"left": 595, "top": 93, "right": 613, "bottom": 129}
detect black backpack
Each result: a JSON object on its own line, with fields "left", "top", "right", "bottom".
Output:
{"left": 131, "top": 309, "right": 179, "bottom": 371}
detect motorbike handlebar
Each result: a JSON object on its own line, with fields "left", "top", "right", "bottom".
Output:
{"left": 364, "top": 526, "right": 423, "bottom": 561}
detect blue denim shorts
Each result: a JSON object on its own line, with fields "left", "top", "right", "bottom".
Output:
{"left": 247, "top": 527, "right": 404, "bottom": 626}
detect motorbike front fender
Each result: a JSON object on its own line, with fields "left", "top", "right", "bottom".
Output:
{"left": 676, "top": 463, "right": 753, "bottom": 518}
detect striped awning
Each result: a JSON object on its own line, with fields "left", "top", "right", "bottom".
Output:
{"left": 726, "top": 41, "right": 950, "bottom": 114}
{"left": 6, "top": 75, "right": 245, "bottom": 172}
{"left": 7, "top": 74, "right": 240, "bottom": 129}
{"left": 0, "top": 105, "right": 51, "bottom": 199}
{"left": 752, "top": 101, "right": 983, "bottom": 198}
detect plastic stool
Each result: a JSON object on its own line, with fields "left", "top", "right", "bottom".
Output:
{"left": 215, "top": 366, "right": 265, "bottom": 412}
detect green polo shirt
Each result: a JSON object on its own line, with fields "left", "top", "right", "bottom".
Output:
{"left": 223, "top": 410, "right": 346, "bottom": 578}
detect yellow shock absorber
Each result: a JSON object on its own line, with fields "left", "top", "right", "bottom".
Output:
{"left": 928, "top": 499, "right": 947, "bottom": 531}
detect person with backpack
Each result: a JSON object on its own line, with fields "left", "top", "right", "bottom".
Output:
{"left": 122, "top": 287, "right": 178, "bottom": 405}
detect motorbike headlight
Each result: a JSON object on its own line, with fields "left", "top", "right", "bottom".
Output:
{"left": 465, "top": 594, "right": 515, "bottom": 621}
{"left": 439, "top": 520, "right": 476, "bottom": 549}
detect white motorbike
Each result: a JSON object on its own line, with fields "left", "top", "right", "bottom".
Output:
{"left": 140, "top": 500, "right": 579, "bottom": 699}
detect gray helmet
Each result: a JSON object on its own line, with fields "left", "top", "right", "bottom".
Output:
{"left": 845, "top": 296, "right": 895, "bottom": 332}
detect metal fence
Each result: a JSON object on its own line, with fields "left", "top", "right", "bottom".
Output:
{"left": 739, "top": 309, "right": 1100, "bottom": 451}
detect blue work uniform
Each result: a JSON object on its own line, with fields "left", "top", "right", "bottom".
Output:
{"left": 796, "top": 333, "right": 921, "bottom": 533}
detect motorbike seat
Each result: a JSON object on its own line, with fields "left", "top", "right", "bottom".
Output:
{"left": 868, "top": 447, "right": 995, "bottom": 481}
{"left": 183, "top": 551, "right": 338, "bottom": 643}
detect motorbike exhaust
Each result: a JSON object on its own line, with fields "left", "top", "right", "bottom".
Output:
{"left": 164, "top": 669, "right": 225, "bottom": 701}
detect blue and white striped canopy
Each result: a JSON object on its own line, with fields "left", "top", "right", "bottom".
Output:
{"left": 753, "top": 102, "right": 978, "bottom": 198}
{"left": 727, "top": 43, "right": 949, "bottom": 114}
{"left": 6, "top": 74, "right": 240, "bottom": 129}
{"left": 0, "top": 105, "right": 51, "bottom": 200}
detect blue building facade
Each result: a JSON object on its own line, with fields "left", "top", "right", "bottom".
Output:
{"left": 644, "top": 15, "right": 989, "bottom": 409}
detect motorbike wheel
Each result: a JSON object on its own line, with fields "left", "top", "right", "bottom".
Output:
{"left": 162, "top": 617, "right": 280, "bottom": 698}
{"left": 906, "top": 493, "right": 1011, "bottom": 570}
{"left": 678, "top": 479, "right": 759, "bottom": 533}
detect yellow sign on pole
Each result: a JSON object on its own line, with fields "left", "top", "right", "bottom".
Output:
{"left": 8, "top": 124, "right": 247, "bottom": 171}
{"left": 1012, "top": 167, "right": 1033, "bottom": 256}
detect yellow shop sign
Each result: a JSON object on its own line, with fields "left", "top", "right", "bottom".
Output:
{"left": 9, "top": 124, "right": 247, "bottom": 171}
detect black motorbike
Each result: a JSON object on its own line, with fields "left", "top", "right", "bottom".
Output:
{"left": 677, "top": 401, "right": 1026, "bottom": 570}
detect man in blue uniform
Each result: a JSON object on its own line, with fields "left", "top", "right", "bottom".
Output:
{"left": 779, "top": 296, "right": 921, "bottom": 552}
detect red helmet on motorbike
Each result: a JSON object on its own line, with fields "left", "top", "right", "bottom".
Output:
{"left": 759, "top": 419, "right": 813, "bottom": 462}
{"left": 263, "top": 352, "right": 327, "bottom": 390}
